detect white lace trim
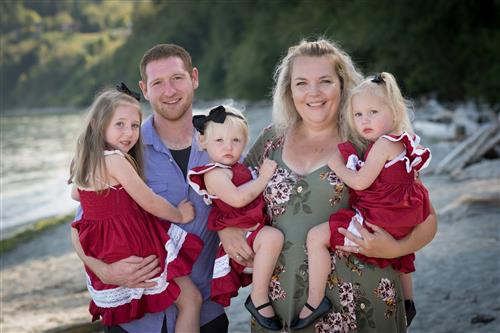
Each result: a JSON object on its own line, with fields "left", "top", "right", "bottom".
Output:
{"left": 344, "top": 209, "right": 365, "bottom": 247}
{"left": 212, "top": 231, "right": 253, "bottom": 279}
{"left": 213, "top": 254, "right": 231, "bottom": 279}
{"left": 165, "top": 223, "right": 187, "bottom": 265}
{"left": 86, "top": 223, "right": 189, "bottom": 308}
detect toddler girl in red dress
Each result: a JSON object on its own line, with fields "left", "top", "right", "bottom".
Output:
{"left": 188, "top": 105, "right": 284, "bottom": 331}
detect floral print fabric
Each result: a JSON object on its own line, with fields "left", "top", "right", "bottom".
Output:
{"left": 244, "top": 127, "right": 407, "bottom": 333}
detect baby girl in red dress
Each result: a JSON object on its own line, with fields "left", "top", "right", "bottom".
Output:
{"left": 188, "top": 105, "right": 284, "bottom": 331}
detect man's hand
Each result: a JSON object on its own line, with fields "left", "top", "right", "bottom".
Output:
{"left": 99, "top": 255, "right": 161, "bottom": 288}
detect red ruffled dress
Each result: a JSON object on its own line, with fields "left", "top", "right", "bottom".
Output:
{"left": 329, "top": 132, "right": 432, "bottom": 273}
{"left": 188, "top": 162, "right": 268, "bottom": 307}
{"left": 72, "top": 162, "right": 203, "bottom": 325}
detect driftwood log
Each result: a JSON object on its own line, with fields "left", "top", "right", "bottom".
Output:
{"left": 432, "top": 122, "right": 500, "bottom": 175}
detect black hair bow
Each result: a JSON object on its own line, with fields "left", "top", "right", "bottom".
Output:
{"left": 192, "top": 105, "right": 244, "bottom": 135}
{"left": 116, "top": 82, "right": 141, "bottom": 101}
{"left": 371, "top": 73, "right": 385, "bottom": 84}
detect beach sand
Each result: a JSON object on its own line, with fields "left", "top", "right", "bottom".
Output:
{"left": 1, "top": 158, "right": 499, "bottom": 332}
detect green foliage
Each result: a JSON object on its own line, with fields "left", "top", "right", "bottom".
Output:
{"left": 1, "top": 0, "right": 499, "bottom": 110}
{"left": 334, "top": 0, "right": 500, "bottom": 106}
{"left": 0, "top": 213, "right": 74, "bottom": 255}
{"left": 1, "top": 0, "right": 134, "bottom": 108}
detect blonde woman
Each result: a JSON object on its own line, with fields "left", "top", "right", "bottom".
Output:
{"left": 294, "top": 72, "right": 432, "bottom": 330}
{"left": 219, "top": 39, "right": 437, "bottom": 332}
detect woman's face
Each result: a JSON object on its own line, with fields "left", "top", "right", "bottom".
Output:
{"left": 290, "top": 55, "right": 341, "bottom": 129}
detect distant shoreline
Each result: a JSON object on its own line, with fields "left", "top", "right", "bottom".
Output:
{"left": 0, "top": 213, "right": 74, "bottom": 254}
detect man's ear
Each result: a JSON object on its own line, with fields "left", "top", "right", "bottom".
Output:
{"left": 139, "top": 80, "right": 149, "bottom": 101}
{"left": 191, "top": 67, "right": 199, "bottom": 90}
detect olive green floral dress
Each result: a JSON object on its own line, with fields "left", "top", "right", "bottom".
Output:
{"left": 244, "top": 126, "right": 407, "bottom": 333}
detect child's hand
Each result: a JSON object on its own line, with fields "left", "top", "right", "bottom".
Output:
{"left": 328, "top": 150, "right": 344, "bottom": 171}
{"left": 259, "top": 159, "right": 277, "bottom": 180}
{"left": 178, "top": 199, "right": 195, "bottom": 223}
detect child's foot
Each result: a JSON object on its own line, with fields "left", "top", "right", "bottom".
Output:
{"left": 405, "top": 299, "right": 417, "bottom": 327}
{"left": 298, "top": 297, "right": 321, "bottom": 319}
{"left": 290, "top": 297, "right": 332, "bottom": 330}
{"left": 244, "top": 295, "right": 282, "bottom": 331}
{"left": 250, "top": 293, "right": 275, "bottom": 318}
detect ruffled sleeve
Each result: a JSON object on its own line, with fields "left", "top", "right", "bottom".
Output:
{"left": 382, "top": 132, "right": 432, "bottom": 172}
{"left": 187, "top": 163, "right": 230, "bottom": 205}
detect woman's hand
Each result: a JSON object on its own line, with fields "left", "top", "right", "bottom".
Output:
{"left": 336, "top": 209, "right": 437, "bottom": 259}
{"left": 336, "top": 221, "right": 400, "bottom": 259}
{"left": 218, "top": 227, "right": 254, "bottom": 266}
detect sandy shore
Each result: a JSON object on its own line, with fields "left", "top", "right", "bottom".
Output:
{"left": 1, "top": 156, "right": 499, "bottom": 332}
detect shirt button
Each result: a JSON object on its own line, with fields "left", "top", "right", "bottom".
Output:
{"left": 360, "top": 303, "right": 366, "bottom": 310}
{"left": 297, "top": 186, "right": 303, "bottom": 193}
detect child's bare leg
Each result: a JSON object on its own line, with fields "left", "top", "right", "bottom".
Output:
{"left": 299, "top": 222, "right": 331, "bottom": 319}
{"left": 174, "top": 276, "right": 202, "bottom": 333}
{"left": 400, "top": 272, "right": 413, "bottom": 300}
{"left": 401, "top": 272, "right": 416, "bottom": 327}
{"left": 251, "top": 226, "right": 284, "bottom": 318}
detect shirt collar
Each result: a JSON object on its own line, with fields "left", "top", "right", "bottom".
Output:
{"left": 142, "top": 115, "right": 201, "bottom": 153}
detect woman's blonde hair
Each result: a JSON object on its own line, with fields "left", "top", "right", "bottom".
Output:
{"left": 344, "top": 72, "right": 414, "bottom": 151}
{"left": 197, "top": 105, "right": 249, "bottom": 150}
{"left": 272, "top": 37, "right": 363, "bottom": 136}
{"left": 68, "top": 89, "right": 145, "bottom": 192}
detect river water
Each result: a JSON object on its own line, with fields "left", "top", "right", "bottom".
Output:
{"left": 0, "top": 103, "right": 272, "bottom": 238}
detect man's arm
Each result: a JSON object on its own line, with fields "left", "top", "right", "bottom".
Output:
{"left": 71, "top": 227, "right": 161, "bottom": 288}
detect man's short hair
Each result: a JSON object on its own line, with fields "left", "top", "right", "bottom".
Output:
{"left": 140, "top": 44, "right": 193, "bottom": 82}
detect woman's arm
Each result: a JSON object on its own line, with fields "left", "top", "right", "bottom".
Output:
{"left": 71, "top": 227, "right": 160, "bottom": 287}
{"left": 106, "top": 154, "right": 194, "bottom": 223}
{"left": 205, "top": 159, "right": 276, "bottom": 208}
{"left": 336, "top": 204, "right": 437, "bottom": 258}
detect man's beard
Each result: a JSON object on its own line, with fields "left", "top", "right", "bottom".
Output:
{"left": 154, "top": 95, "right": 192, "bottom": 121}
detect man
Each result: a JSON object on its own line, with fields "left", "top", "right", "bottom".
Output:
{"left": 72, "top": 44, "right": 228, "bottom": 333}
